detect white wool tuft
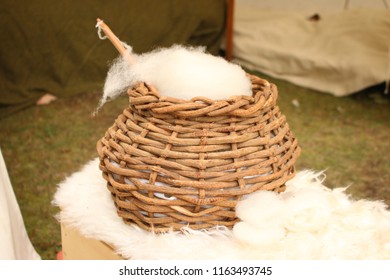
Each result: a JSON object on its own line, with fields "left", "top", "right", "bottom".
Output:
{"left": 235, "top": 191, "right": 287, "bottom": 228}
{"left": 98, "top": 45, "right": 252, "bottom": 107}
{"left": 99, "top": 55, "right": 137, "bottom": 106}
{"left": 233, "top": 222, "right": 286, "bottom": 246}
{"left": 234, "top": 171, "right": 390, "bottom": 259}
{"left": 53, "top": 161, "right": 390, "bottom": 259}
{"left": 283, "top": 188, "right": 333, "bottom": 232}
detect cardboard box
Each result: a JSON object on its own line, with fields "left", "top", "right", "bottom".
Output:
{"left": 61, "top": 224, "right": 124, "bottom": 260}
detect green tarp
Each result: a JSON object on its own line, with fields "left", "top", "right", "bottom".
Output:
{"left": 0, "top": 0, "right": 226, "bottom": 118}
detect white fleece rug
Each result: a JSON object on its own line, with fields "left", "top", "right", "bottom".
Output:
{"left": 53, "top": 158, "right": 390, "bottom": 259}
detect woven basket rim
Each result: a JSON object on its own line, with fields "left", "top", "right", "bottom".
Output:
{"left": 127, "top": 74, "right": 278, "bottom": 118}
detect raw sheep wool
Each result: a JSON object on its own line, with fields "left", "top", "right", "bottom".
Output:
{"left": 98, "top": 45, "right": 252, "bottom": 108}
{"left": 53, "top": 159, "right": 390, "bottom": 259}
{"left": 234, "top": 170, "right": 390, "bottom": 259}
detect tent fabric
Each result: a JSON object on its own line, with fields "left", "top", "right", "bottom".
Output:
{"left": 233, "top": 1, "right": 390, "bottom": 96}
{"left": 0, "top": 0, "right": 226, "bottom": 119}
{"left": 0, "top": 148, "right": 41, "bottom": 260}
{"left": 235, "top": 0, "right": 390, "bottom": 16}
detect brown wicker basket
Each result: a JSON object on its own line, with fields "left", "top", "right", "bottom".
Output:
{"left": 97, "top": 74, "right": 301, "bottom": 233}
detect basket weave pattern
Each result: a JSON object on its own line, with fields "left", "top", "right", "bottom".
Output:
{"left": 97, "top": 74, "right": 301, "bottom": 232}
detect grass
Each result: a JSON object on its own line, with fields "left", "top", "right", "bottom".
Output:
{"left": 0, "top": 74, "right": 389, "bottom": 260}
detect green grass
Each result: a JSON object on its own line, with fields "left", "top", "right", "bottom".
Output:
{"left": 0, "top": 75, "right": 389, "bottom": 259}
{"left": 0, "top": 91, "right": 128, "bottom": 259}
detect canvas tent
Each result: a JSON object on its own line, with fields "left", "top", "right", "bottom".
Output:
{"left": 0, "top": 0, "right": 226, "bottom": 118}
{"left": 233, "top": 0, "right": 390, "bottom": 96}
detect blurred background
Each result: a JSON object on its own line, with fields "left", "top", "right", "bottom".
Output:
{"left": 0, "top": 0, "right": 389, "bottom": 259}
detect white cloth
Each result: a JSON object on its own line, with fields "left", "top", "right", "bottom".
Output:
{"left": 0, "top": 148, "right": 40, "bottom": 260}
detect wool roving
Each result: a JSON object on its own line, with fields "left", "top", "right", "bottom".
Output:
{"left": 98, "top": 45, "right": 252, "bottom": 108}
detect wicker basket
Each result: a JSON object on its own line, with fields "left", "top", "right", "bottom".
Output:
{"left": 97, "top": 74, "right": 301, "bottom": 233}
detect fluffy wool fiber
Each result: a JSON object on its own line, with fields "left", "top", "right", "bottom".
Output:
{"left": 98, "top": 45, "right": 252, "bottom": 108}
{"left": 53, "top": 159, "right": 390, "bottom": 259}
